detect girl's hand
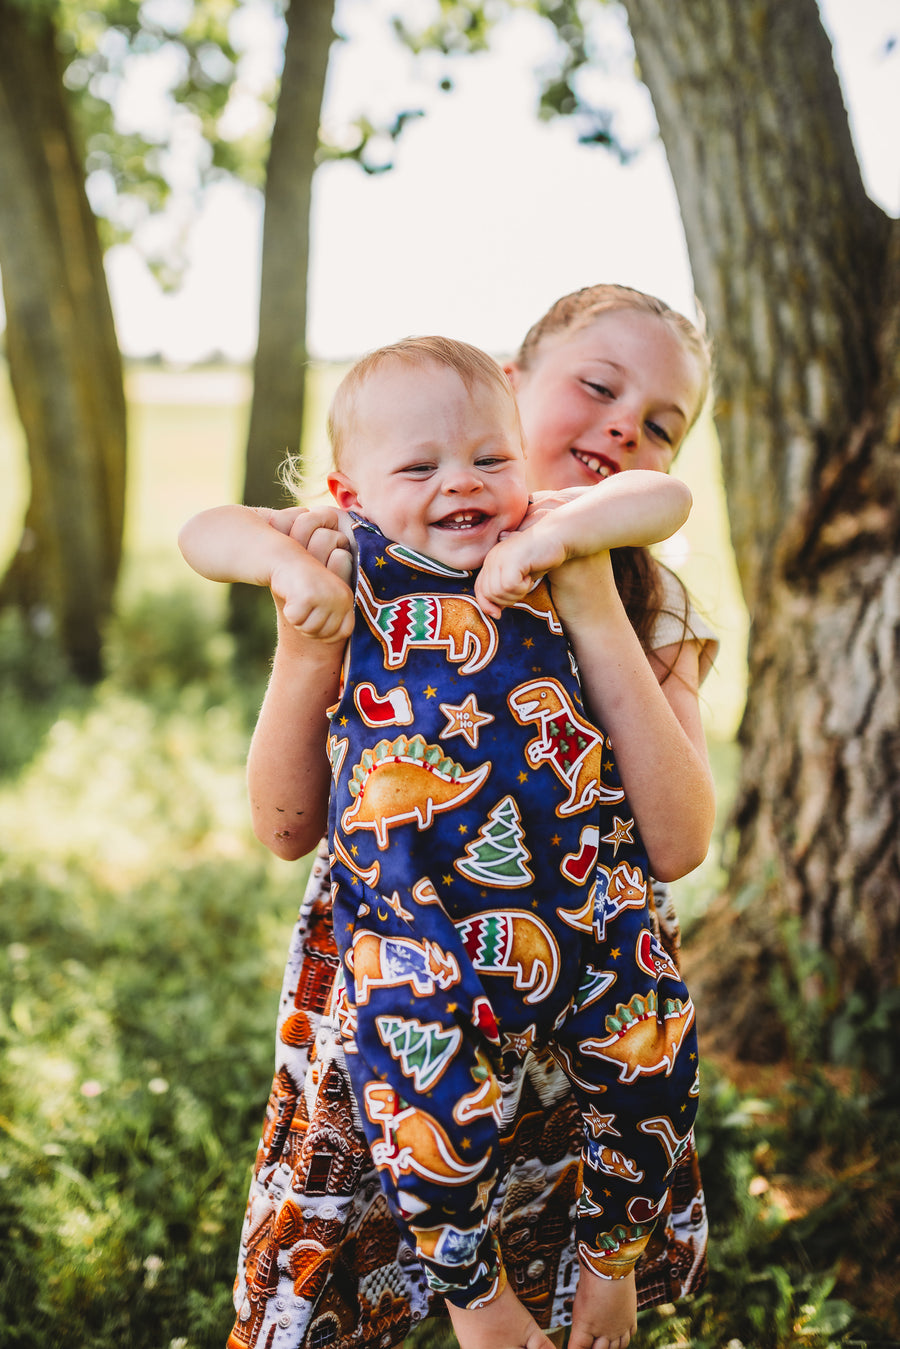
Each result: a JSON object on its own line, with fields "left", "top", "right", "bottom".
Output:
{"left": 270, "top": 554, "right": 354, "bottom": 644}
{"left": 545, "top": 549, "right": 617, "bottom": 629}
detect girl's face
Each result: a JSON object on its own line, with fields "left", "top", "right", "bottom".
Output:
{"left": 507, "top": 309, "right": 706, "bottom": 491}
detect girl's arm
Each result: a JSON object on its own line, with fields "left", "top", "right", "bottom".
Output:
{"left": 476, "top": 471, "right": 691, "bottom": 614}
{"left": 179, "top": 504, "right": 354, "bottom": 643}
{"left": 549, "top": 551, "right": 716, "bottom": 883}
{"left": 179, "top": 505, "right": 353, "bottom": 857}
{"left": 246, "top": 606, "right": 343, "bottom": 859}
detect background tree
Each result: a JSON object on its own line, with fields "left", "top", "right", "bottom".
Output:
{"left": 0, "top": 0, "right": 246, "bottom": 679}
{"left": 0, "top": 0, "right": 126, "bottom": 682}
{"left": 618, "top": 0, "right": 898, "bottom": 1061}
{"left": 228, "top": 0, "right": 336, "bottom": 657}
{"left": 394, "top": 0, "right": 899, "bottom": 1061}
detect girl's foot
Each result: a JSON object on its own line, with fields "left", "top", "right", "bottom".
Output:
{"left": 447, "top": 1283, "right": 556, "bottom": 1349}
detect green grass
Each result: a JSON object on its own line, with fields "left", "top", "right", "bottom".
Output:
{"left": 3, "top": 364, "right": 895, "bottom": 1347}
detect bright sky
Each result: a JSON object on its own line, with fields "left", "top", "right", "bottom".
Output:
{"left": 103, "top": 0, "right": 899, "bottom": 364}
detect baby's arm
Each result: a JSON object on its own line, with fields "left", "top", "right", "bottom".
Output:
{"left": 178, "top": 504, "right": 354, "bottom": 643}
{"left": 475, "top": 470, "right": 690, "bottom": 614}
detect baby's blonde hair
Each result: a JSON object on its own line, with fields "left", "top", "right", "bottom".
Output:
{"left": 516, "top": 284, "right": 713, "bottom": 430}
{"left": 327, "top": 335, "right": 522, "bottom": 468}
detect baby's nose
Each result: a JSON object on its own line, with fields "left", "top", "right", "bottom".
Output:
{"left": 443, "top": 468, "right": 483, "bottom": 492}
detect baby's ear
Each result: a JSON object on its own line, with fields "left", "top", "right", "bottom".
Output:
{"left": 327, "top": 470, "right": 361, "bottom": 512}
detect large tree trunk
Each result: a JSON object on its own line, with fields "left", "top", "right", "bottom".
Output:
{"left": 0, "top": 0, "right": 126, "bottom": 683}
{"left": 620, "top": 0, "right": 899, "bottom": 1058}
{"left": 229, "top": 0, "right": 336, "bottom": 659}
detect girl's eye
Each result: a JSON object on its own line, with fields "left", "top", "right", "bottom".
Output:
{"left": 646, "top": 421, "right": 672, "bottom": 444}
{"left": 583, "top": 380, "right": 614, "bottom": 398}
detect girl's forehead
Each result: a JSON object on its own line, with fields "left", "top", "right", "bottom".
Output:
{"left": 548, "top": 307, "right": 677, "bottom": 356}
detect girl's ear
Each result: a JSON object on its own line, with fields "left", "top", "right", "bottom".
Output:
{"left": 327, "top": 470, "right": 361, "bottom": 512}
{"left": 503, "top": 360, "right": 522, "bottom": 390}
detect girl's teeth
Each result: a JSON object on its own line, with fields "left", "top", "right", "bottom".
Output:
{"left": 573, "top": 450, "right": 615, "bottom": 478}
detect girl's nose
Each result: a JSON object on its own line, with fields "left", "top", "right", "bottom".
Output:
{"left": 607, "top": 414, "right": 640, "bottom": 449}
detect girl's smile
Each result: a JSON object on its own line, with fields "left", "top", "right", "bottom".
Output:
{"left": 507, "top": 309, "right": 706, "bottom": 491}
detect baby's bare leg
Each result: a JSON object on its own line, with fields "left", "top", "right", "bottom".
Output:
{"left": 446, "top": 1283, "right": 556, "bottom": 1349}
{"left": 568, "top": 1263, "right": 637, "bottom": 1349}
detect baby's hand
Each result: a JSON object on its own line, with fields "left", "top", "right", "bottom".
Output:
{"left": 475, "top": 528, "right": 567, "bottom": 617}
{"left": 285, "top": 506, "right": 354, "bottom": 584}
{"left": 270, "top": 553, "right": 354, "bottom": 643}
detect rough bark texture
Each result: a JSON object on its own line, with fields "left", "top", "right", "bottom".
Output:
{"left": 229, "top": 0, "right": 336, "bottom": 656}
{"left": 0, "top": 0, "right": 126, "bottom": 682}
{"left": 620, "top": 0, "right": 899, "bottom": 1057}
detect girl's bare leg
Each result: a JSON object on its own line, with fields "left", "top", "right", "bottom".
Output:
{"left": 567, "top": 1265, "right": 637, "bottom": 1349}
{"left": 446, "top": 1283, "right": 556, "bottom": 1349}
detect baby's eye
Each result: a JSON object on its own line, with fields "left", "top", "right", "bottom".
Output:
{"left": 583, "top": 380, "right": 614, "bottom": 398}
{"left": 401, "top": 462, "right": 435, "bottom": 475}
{"left": 476, "top": 455, "right": 506, "bottom": 467}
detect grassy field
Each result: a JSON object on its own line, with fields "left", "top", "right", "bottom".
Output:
{"left": 2, "top": 364, "right": 895, "bottom": 1348}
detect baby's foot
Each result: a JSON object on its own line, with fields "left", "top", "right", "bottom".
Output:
{"left": 568, "top": 1264, "right": 637, "bottom": 1349}
{"left": 446, "top": 1283, "right": 556, "bottom": 1349}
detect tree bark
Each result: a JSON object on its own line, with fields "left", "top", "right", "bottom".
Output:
{"left": 620, "top": 0, "right": 899, "bottom": 1057}
{"left": 0, "top": 0, "right": 126, "bottom": 683}
{"left": 229, "top": 0, "right": 336, "bottom": 658}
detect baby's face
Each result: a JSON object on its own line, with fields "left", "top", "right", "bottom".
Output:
{"left": 329, "top": 361, "right": 530, "bottom": 571}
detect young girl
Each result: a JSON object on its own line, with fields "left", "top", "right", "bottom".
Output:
{"left": 214, "top": 286, "right": 717, "bottom": 1349}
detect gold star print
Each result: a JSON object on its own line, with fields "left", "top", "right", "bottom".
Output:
{"left": 522, "top": 637, "right": 534, "bottom": 649}
{"left": 376, "top": 555, "right": 386, "bottom": 567}
{"left": 460, "top": 1136, "right": 471, "bottom": 1149}
{"left": 603, "top": 759, "right": 614, "bottom": 773}
{"left": 340, "top": 716, "right": 348, "bottom": 727}
{"left": 600, "top": 816, "right": 634, "bottom": 857}
{"left": 424, "top": 685, "right": 438, "bottom": 698}
{"left": 351, "top": 844, "right": 359, "bottom": 857}
{"left": 550, "top": 834, "right": 561, "bottom": 847}
{"left": 610, "top": 948, "right": 621, "bottom": 959}
{"left": 458, "top": 824, "right": 468, "bottom": 834}
{"left": 517, "top": 771, "right": 528, "bottom": 784}
{"left": 438, "top": 692, "right": 495, "bottom": 748}
{"left": 442, "top": 874, "right": 454, "bottom": 886}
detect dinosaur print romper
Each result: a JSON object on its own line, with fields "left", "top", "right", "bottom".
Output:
{"left": 327, "top": 518, "right": 700, "bottom": 1308}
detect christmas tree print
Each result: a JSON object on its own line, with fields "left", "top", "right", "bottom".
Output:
{"left": 375, "top": 1015, "right": 462, "bottom": 1093}
{"left": 455, "top": 795, "right": 534, "bottom": 888}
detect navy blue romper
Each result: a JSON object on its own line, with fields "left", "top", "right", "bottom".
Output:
{"left": 327, "top": 518, "right": 699, "bottom": 1309}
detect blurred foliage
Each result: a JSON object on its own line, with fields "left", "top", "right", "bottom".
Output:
{"left": 1, "top": 587, "right": 898, "bottom": 1346}
{"left": 391, "top": 0, "right": 640, "bottom": 159}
